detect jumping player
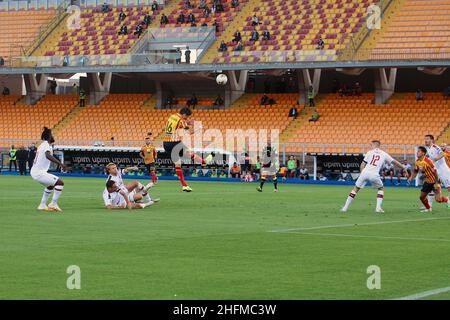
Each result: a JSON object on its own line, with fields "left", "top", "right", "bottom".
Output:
{"left": 104, "top": 180, "right": 152, "bottom": 209}
{"left": 31, "top": 127, "right": 66, "bottom": 212}
{"left": 257, "top": 142, "right": 279, "bottom": 192}
{"left": 162, "top": 107, "right": 205, "bottom": 192}
{"left": 407, "top": 146, "right": 450, "bottom": 212}
{"left": 140, "top": 134, "right": 158, "bottom": 184}
{"left": 341, "top": 140, "right": 406, "bottom": 213}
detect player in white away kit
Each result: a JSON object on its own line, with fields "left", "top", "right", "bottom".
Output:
{"left": 341, "top": 140, "right": 406, "bottom": 213}
{"left": 31, "top": 127, "right": 66, "bottom": 212}
{"left": 104, "top": 180, "right": 152, "bottom": 209}
{"left": 424, "top": 134, "right": 450, "bottom": 208}
{"left": 103, "top": 162, "right": 158, "bottom": 208}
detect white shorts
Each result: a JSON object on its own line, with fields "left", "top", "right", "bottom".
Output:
{"left": 355, "top": 171, "right": 383, "bottom": 189}
{"left": 102, "top": 189, "right": 136, "bottom": 207}
{"left": 31, "top": 172, "right": 59, "bottom": 187}
{"left": 437, "top": 167, "right": 450, "bottom": 188}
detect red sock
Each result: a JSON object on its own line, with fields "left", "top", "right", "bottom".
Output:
{"left": 150, "top": 171, "right": 157, "bottom": 183}
{"left": 175, "top": 166, "right": 187, "bottom": 187}
{"left": 439, "top": 196, "right": 448, "bottom": 203}
{"left": 191, "top": 154, "right": 206, "bottom": 165}
{"left": 421, "top": 198, "right": 431, "bottom": 209}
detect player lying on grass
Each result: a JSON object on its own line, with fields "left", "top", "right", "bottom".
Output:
{"left": 104, "top": 163, "right": 158, "bottom": 204}
{"left": 163, "top": 107, "right": 206, "bottom": 192}
{"left": 104, "top": 180, "right": 153, "bottom": 209}
{"left": 341, "top": 140, "right": 406, "bottom": 213}
{"left": 31, "top": 127, "right": 67, "bottom": 213}
{"left": 407, "top": 146, "right": 450, "bottom": 212}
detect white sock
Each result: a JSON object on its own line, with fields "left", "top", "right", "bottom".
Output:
{"left": 343, "top": 190, "right": 357, "bottom": 210}
{"left": 41, "top": 188, "right": 52, "bottom": 206}
{"left": 51, "top": 185, "right": 64, "bottom": 205}
{"left": 376, "top": 190, "right": 384, "bottom": 210}
{"left": 427, "top": 193, "right": 434, "bottom": 208}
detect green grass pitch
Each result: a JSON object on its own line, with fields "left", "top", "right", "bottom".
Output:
{"left": 0, "top": 175, "right": 449, "bottom": 300}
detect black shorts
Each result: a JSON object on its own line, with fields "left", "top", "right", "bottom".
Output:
{"left": 421, "top": 182, "right": 439, "bottom": 194}
{"left": 163, "top": 141, "right": 185, "bottom": 163}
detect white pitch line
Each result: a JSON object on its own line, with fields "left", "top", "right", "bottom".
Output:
{"left": 269, "top": 216, "right": 450, "bottom": 233}
{"left": 280, "top": 231, "right": 450, "bottom": 243}
{"left": 393, "top": 286, "right": 450, "bottom": 300}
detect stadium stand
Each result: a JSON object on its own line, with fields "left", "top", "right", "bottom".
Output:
{"left": 212, "top": 0, "right": 371, "bottom": 63}
{"left": 44, "top": 5, "right": 163, "bottom": 57}
{"left": 0, "top": 10, "right": 57, "bottom": 63}
{"left": 370, "top": 0, "right": 450, "bottom": 60}
{"left": 282, "top": 92, "right": 450, "bottom": 153}
{"left": 162, "top": 0, "right": 249, "bottom": 35}
{"left": 0, "top": 94, "right": 78, "bottom": 146}
{"left": 53, "top": 93, "right": 295, "bottom": 148}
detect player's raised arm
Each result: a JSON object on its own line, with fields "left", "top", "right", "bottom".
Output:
{"left": 45, "top": 151, "right": 66, "bottom": 171}
{"left": 392, "top": 159, "right": 406, "bottom": 170}
{"left": 359, "top": 161, "right": 366, "bottom": 172}
{"left": 123, "top": 166, "right": 139, "bottom": 173}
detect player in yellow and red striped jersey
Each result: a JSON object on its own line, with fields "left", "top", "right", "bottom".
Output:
{"left": 407, "top": 146, "right": 450, "bottom": 212}
{"left": 162, "top": 107, "right": 205, "bottom": 192}
{"left": 139, "top": 133, "right": 158, "bottom": 184}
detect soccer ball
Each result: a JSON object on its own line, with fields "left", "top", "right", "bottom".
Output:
{"left": 216, "top": 73, "right": 228, "bottom": 85}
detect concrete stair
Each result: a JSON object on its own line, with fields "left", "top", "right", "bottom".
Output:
{"left": 51, "top": 103, "right": 83, "bottom": 136}
{"left": 199, "top": 0, "right": 259, "bottom": 64}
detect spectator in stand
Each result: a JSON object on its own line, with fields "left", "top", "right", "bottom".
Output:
{"left": 2, "top": 86, "right": 10, "bottom": 95}
{"left": 203, "top": 5, "right": 211, "bottom": 18}
{"left": 0, "top": 56, "right": 4, "bottom": 66}
{"left": 396, "top": 159, "right": 411, "bottom": 185}
{"left": 216, "top": 1, "right": 224, "bottom": 12}
{"left": 134, "top": 23, "right": 144, "bottom": 38}
{"left": 416, "top": 89, "right": 424, "bottom": 101}
{"left": 187, "top": 93, "right": 198, "bottom": 108}
{"left": 151, "top": 0, "right": 159, "bottom": 12}
{"left": 143, "top": 13, "right": 152, "bottom": 27}
{"left": 199, "top": 0, "right": 207, "bottom": 9}
{"left": 260, "top": 94, "right": 270, "bottom": 106}
{"left": 213, "top": 94, "right": 224, "bottom": 106}
{"left": 250, "top": 29, "right": 259, "bottom": 41}
{"left": 185, "top": 0, "right": 193, "bottom": 9}
{"left": 230, "top": 162, "right": 241, "bottom": 178}
{"left": 287, "top": 155, "right": 297, "bottom": 178}
{"left": 211, "top": 4, "right": 217, "bottom": 14}
{"left": 251, "top": 15, "right": 260, "bottom": 26}
{"left": 332, "top": 78, "right": 340, "bottom": 93}
{"left": 288, "top": 106, "right": 298, "bottom": 119}
{"left": 187, "top": 13, "right": 195, "bottom": 24}
{"left": 299, "top": 165, "right": 309, "bottom": 180}
{"left": 232, "top": 30, "right": 242, "bottom": 43}
{"left": 175, "top": 48, "right": 182, "bottom": 64}
{"left": 9, "top": 145, "right": 17, "bottom": 172}
{"left": 353, "top": 82, "right": 362, "bottom": 96}
{"left": 79, "top": 88, "right": 86, "bottom": 107}
{"left": 177, "top": 13, "right": 185, "bottom": 24}
{"left": 218, "top": 40, "right": 227, "bottom": 52}
{"left": 308, "top": 110, "right": 320, "bottom": 122}
{"left": 307, "top": 85, "right": 315, "bottom": 107}
{"left": 213, "top": 20, "right": 220, "bottom": 33}
{"left": 444, "top": 86, "right": 450, "bottom": 100}
{"left": 101, "top": 2, "right": 110, "bottom": 13}
{"left": 160, "top": 14, "right": 169, "bottom": 25}
{"left": 118, "top": 25, "right": 128, "bottom": 35}
{"left": 16, "top": 146, "right": 28, "bottom": 176}
{"left": 316, "top": 37, "right": 325, "bottom": 50}
{"left": 235, "top": 40, "right": 244, "bottom": 51}
{"left": 201, "top": 22, "right": 208, "bottom": 27}
{"left": 28, "top": 143, "right": 37, "bottom": 172}
{"left": 382, "top": 162, "right": 395, "bottom": 184}
{"left": 185, "top": 46, "right": 191, "bottom": 63}
{"left": 231, "top": 0, "right": 239, "bottom": 8}
{"left": 119, "top": 10, "right": 126, "bottom": 21}
{"left": 262, "top": 30, "right": 271, "bottom": 41}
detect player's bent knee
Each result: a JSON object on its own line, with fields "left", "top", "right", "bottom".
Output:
{"left": 56, "top": 179, "right": 64, "bottom": 186}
